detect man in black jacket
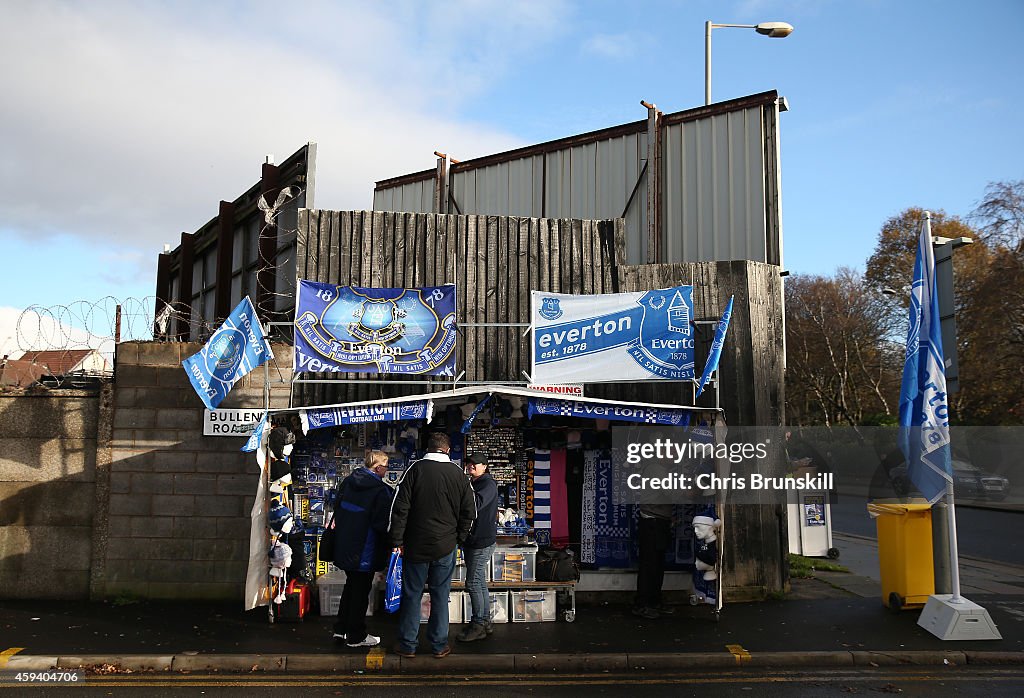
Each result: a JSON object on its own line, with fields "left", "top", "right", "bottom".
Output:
{"left": 330, "top": 450, "right": 393, "bottom": 648}
{"left": 389, "top": 432, "right": 476, "bottom": 659}
{"left": 456, "top": 453, "right": 499, "bottom": 642}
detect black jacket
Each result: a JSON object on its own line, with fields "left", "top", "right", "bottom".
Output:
{"left": 463, "top": 472, "right": 498, "bottom": 549}
{"left": 331, "top": 467, "right": 394, "bottom": 572}
{"left": 388, "top": 452, "right": 476, "bottom": 564}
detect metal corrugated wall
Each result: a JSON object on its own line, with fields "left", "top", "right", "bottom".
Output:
{"left": 373, "top": 92, "right": 781, "bottom": 267}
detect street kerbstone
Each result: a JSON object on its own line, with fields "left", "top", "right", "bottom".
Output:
{"left": 4, "top": 656, "right": 59, "bottom": 671}
{"left": 850, "top": 650, "right": 968, "bottom": 666}
{"left": 628, "top": 652, "right": 739, "bottom": 670}
{"left": 515, "top": 653, "right": 624, "bottom": 672}
{"left": 965, "top": 651, "right": 1024, "bottom": 664}
{"left": 284, "top": 654, "right": 365, "bottom": 672}
{"left": 171, "top": 654, "right": 287, "bottom": 671}
{"left": 57, "top": 655, "right": 174, "bottom": 672}
{"left": 745, "top": 651, "right": 854, "bottom": 667}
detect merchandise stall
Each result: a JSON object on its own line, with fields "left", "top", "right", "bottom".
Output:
{"left": 250, "top": 385, "right": 725, "bottom": 624}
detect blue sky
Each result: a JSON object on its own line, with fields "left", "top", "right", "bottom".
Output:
{"left": 1, "top": 0, "right": 1022, "bottom": 350}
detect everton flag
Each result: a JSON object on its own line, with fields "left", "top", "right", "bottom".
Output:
{"left": 182, "top": 296, "right": 274, "bottom": 410}
{"left": 695, "top": 296, "right": 734, "bottom": 398}
{"left": 898, "top": 214, "right": 952, "bottom": 503}
{"left": 241, "top": 412, "right": 270, "bottom": 453}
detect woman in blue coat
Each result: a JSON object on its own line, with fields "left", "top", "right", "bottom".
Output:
{"left": 330, "top": 450, "right": 393, "bottom": 648}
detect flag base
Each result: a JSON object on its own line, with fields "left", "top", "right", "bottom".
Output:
{"left": 917, "top": 594, "right": 1001, "bottom": 640}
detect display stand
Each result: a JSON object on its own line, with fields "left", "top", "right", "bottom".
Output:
{"left": 451, "top": 580, "right": 577, "bottom": 622}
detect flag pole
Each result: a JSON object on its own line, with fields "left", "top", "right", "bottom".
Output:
{"left": 945, "top": 480, "right": 962, "bottom": 603}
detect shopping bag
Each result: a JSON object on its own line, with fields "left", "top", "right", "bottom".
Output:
{"left": 384, "top": 551, "right": 402, "bottom": 613}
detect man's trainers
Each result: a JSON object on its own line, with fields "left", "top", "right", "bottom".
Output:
{"left": 631, "top": 606, "right": 660, "bottom": 619}
{"left": 332, "top": 632, "right": 346, "bottom": 641}
{"left": 484, "top": 621, "right": 493, "bottom": 636}
{"left": 346, "top": 634, "right": 380, "bottom": 648}
{"left": 654, "top": 604, "right": 675, "bottom": 616}
{"left": 456, "top": 623, "right": 488, "bottom": 642}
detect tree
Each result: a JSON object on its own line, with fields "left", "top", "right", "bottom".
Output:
{"left": 972, "top": 180, "right": 1024, "bottom": 249}
{"left": 785, "top": 268, "right": 901, "bottom": 427}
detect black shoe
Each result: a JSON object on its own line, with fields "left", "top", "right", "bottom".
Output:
{"left": 654, "top": 604, "right": 675, "bottom": 616}
{"left": 456, "top": 623, "right": 488, "bottom": 642}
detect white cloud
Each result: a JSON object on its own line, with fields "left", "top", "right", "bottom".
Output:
{"left": 0, "top": 1, "right": 571, "bottom": 251}
{"left": 0, "top": 305, "right": 102, "bottom": 356}
{"left": 582, "top": 33, "right": 635, "bottom": 59}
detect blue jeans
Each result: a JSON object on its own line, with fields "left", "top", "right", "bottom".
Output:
{"left": 463, "top": 544, "right": 495, "bottom": 625}
{"left": 396, "top": 549, "right": 456, "bottom": 654}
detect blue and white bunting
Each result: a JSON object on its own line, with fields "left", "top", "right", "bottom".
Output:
{"left": 898, "top": 214, "right": 953, "bottom": 503}
{"left": 181, "top": 296, "right": 273, "bottom": 410}
{"left": 695, "top": 296, "right": 734, "bottom": 398}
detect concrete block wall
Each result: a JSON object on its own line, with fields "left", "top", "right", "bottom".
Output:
{"left": 93, "top": 341, "right": 293, "bottom": 600}
{"left": 0, "top": 390, "right": 101, "bottom": 599}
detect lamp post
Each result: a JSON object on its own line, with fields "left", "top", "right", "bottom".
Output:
{"left": 705, "top": 20, "right": 794, "bottom": 105}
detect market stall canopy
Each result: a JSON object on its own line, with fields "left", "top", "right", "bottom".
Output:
{"left": 278, "top": 384, "right": 719, "bottom": 434}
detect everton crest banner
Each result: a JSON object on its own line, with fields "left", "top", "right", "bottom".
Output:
{"left": 300, "top": 399, "right": 433, "bottom": 433}
{"left": 294, "top": 281, "right": 457, "bottom": 376}
{"left": 531, "top": 287, "right": 695, "bottom": 384}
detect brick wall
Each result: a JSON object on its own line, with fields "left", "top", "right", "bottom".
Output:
{"left": 92, "top": 341, "right": 293, "bottom": 600}
{"left": 0, "top": 389, "right": 101, "bottom": 599}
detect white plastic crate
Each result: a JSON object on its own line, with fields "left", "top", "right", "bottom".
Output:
{"left": 462, "top": 590, "right": 509, "bottom": 624}
{"left": 511, "top": 589, "right": 556, "bottom": 622}
{"left": 420, "top": 591, "right": 465, "bottom": 624}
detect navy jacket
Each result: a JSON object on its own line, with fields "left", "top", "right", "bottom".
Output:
{"left": 331, "top": 467, "right": 394, "bottom": 573}
{"left": 463, "top": 472, "right": 498, "bottom": 549}
{"left": 388, "top": 452, "right": 476, "bottom": 564}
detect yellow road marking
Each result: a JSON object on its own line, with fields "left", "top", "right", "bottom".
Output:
{"left": 0, "top": 648, "right": 25, "bottom": 668}
{"left": 725, "top": 644, "right": 751, "bottom": 664}
{"left": 365, "top": 646, "right": 385, "bottom": 670}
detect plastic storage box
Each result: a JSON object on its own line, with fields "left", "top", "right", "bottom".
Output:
{"left": 419, "top": 591, "right": 465, "bottom": 624}
{"left": 491, "top": 544, "right": 537, "bottom": 582}
{"left": 511, "top": 589, "right": 556, "bottom": 622}
{"left": 462, "top": 590, "right": 510, "bottom": 624}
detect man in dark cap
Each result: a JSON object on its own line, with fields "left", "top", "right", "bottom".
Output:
{"left": 457, "top": 453, "right": 498, "bottom": 642}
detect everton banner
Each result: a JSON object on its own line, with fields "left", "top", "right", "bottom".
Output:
{"left": 182, "top": 296, "right": 273, "bottom": 410}
{"left": 531, "top": 287, "right": 695, "bottom": 384}
{"left": 294, "top": 281, "right": 457, "bottom": 376}
{"left": 528, "top": 397, "right": 692, "bottom": 426}
{"left": 300, "top": 399, "right": 433, "bottom": 433}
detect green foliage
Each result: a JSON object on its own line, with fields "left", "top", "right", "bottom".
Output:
{"left": 788, "top": 554, "right": 848, "bottom": 579}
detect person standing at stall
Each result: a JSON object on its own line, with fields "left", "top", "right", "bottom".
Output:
{"left": 329, "top": 450, "right": 394, "bottom": 648}
{"left": 457, "top": 453, "right": 498, "bottom": 642}
{"left": 389, "top": 432, "right": 476, "bottom": 659}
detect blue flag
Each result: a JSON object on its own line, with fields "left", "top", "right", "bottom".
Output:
{"left": 898, "top": 215, "right": 952, "bottom": 503}
{"left": 695, "top": 296, "right": 734, "bottom": 398}
{"left": 182, "top": 296, "right": 274, "bottom": 410}
{"left": 241, "top": 412, "right": 269, "bottom": 453}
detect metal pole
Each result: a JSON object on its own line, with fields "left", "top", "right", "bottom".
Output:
{"left": 931, "top": 500, "right": 951, "bottom": 594}
{"left": 705, "top": 21, "right": 713, "bottom": 105}
{"left": 946, "top": 481, "right": 963, "bottom": 602}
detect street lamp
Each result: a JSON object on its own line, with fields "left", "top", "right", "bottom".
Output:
{"left": 705, "top": 20, "right": 794, "bottom": 105}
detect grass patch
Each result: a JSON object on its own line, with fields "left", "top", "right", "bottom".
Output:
{"left": 788, "top": 553, "right": 849, "bottom": 579}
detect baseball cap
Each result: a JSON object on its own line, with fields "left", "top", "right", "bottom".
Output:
{"left": 465, "top": 453, "right": 488, "bottom": 466}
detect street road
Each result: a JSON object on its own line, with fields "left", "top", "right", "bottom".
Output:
{"left": 13, "top": 667, "right": 1024, "bottom": 696}
{"left": 830, "top": 493, "right": 1024, "bottom": 567}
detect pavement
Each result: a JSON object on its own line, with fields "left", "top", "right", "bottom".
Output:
{"left": 3, "top": 533, "right": 1024, "bottom": 676}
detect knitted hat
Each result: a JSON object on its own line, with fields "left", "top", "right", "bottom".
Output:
{"left": 269, "top": 426, "right": 295, "bottom": 461}
{"left": 692, "top": 514, "right": 720, "bottom": 527}
{"left": 268, "top": 498, "right": 295, "bottom": 534}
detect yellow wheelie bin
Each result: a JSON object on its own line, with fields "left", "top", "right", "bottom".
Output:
{"left": 867, "top": 501, "right": 934, "bottom": 611}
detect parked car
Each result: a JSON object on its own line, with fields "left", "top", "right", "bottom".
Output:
{"left": 887, "top": 458, "right": 1010, "bottom": 501}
